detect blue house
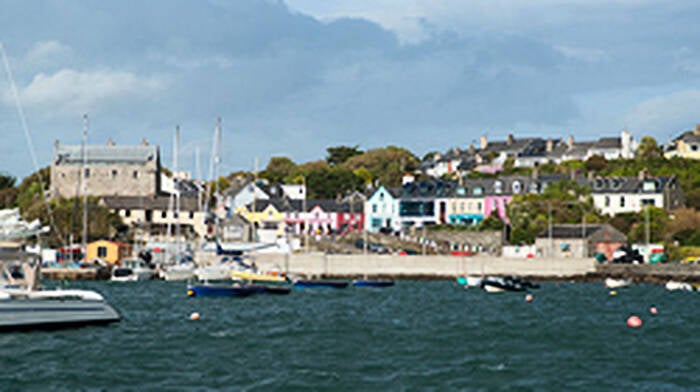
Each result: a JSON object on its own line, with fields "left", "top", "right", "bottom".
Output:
{"left": 364, "top": 186, "right": 401, "bottom": 233}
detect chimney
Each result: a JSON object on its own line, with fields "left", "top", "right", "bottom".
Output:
{"left": 695, "top": 124, "right": 700, "bottom": 136}
{"left": 507, "top": 133, "right": 515, "bottom": 146}
{"left": 141, "top": 138, "right": 149, "bottom": 146}
{"left": 546, "top": 138, "right": 553, "bottom": 152}
{"left": 480, "top": 135, "right": 488, "bottom": 150}
{"left": 468, "top": 143, "right": 475, "bottom": 155}
{"left": 531, "top": 166, "right": 539, "bottom": 180}
{"left": 106, "top": 138, "right": 115, "bottom": 146}
{"left": 568, "top": 135, "right": 574, "bottom": 148}
{"left": 638, "top": 168, "right": 648, "bottom": 180}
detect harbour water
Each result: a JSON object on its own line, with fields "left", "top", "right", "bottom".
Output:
{"left": 1, "top": 280, "right": 699, "bottom": 391}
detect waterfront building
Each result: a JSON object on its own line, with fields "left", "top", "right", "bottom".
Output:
{"left": 534, "top": 223, "right": 627, "bottom": 260}
{"left": 664, "top": 124, "right": 700, "bottom": 159}
{"left": 589, "top": 173, "right": 685, "bottom": 216}
{"left": 51, "top": 139, "right": 161, "bottom": 199}
{"left": 364, "top": 186, "right": 401, "bottom": 233}
{"left": 235, "top": 199, "right": 288, "bottom": 239}
{"left": 223, "top": 179, "right": 306, "bottom": 210}
{"left": 286, "top": 199, "right": 364, "bottom": 235}
{"left": 86, "top": 239, "right": 132, "bottom": 264}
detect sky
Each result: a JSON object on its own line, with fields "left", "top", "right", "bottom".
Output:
{"left": 1, "top": 0, "right": 700, "bottom": 179}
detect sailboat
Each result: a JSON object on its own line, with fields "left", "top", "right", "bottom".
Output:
{"left": 161, "top": 126, "right": 195, "bottom": 281}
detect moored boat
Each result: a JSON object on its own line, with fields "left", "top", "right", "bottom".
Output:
{"left": 111, "top": 258, "right": 154, "bottom": 282}
{"left": 1, "top": 251, "right": 120, "bottom": 331}
{"left": 604, "top": 278, "right": 631, "bottom": 289}
{"left": 665, "top": 280, "right": 694, "bottom": 291}
{"left": 293, "top": 279, "right": 349, "bottom": 289}
{"left": 352, "top": 279, "right": 395, "bottom": 288}
{"left": 480, "top": 276, "right": 539, "bottom": 293}
{"left": 186, "top": 283, "right": 258, "bottom": 298}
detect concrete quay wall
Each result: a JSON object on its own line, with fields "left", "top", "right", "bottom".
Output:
{"left": 249, "top": 253, "right": 597, "bottom": 279}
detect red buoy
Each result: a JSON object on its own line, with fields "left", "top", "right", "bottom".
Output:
{"left": 525, "top": 294, "right": 533, "bottom": 302}
{"left": 626, "top": 315, "right": 642, "bottom": 328}
{"left": 649, "top": 307, "right": 658, "bottom": 315}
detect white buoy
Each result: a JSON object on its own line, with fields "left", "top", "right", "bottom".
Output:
{"left": 189, "top": 312, "right": 200, "bottom": 321}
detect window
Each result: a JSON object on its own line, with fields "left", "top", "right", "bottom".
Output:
{"left": 642, "top": 181, "right": 656, "bottom": 192}
{"left": 372, "top": 204, "right": 378, "bottom": 213}
{"left": 460, "top": 202, "right": 465, "bottom": 212}
{"left": 692, "top": 145, "right": 699, "bottom": 151}
{"left": 84, "top": 168, "right": 90, "bottom": 178}
{"left": 371, "top": 218, "right": 382, "bottom": 228}
{"left": 133, "top": 170, "right": 139, "bottom": 179}
{"left": 112, "top": 169, "right": 117, "bottom": 177}
{"left": 512, "top": 181, "right": 521, "bottom": 194}
{"left": 124, "top": 209, "right": 131, "bottom": 217}
{"left": 620, "top": 196, "right": 625, "bottom": 207}
{"left": 604, "top": 196, "right": 610, "bottom": 207}
{"left": 189, "top": 212, "right": 194, "bottom": 219}
{"left": 161, "top": 211, "right": 167, "bottom": 218}
{"left": 473, "top": 187, "right": 483, "bottom": 195}
{"left": 477, "top": 202, "right": 482, "bottom": 210}
{"left": 494, "top": 181, "right": 503, "bottom": 194}
{"left": 642, "top": 199, "right": 655, "bottom": 206}
{"left": 97, "top": 246, "right": 107, "bottom": 258}
{"left": 379, "top": 192, "right": 384, "bottom": 201}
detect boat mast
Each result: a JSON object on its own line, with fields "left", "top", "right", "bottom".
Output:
{"left": 82, "top": 114, "right": 89, "bottom": 260}
{"left": 175, "top": 125, "right": 181, "bottom": 262}
{"left": 214, "top": 118, "right": 221, "bottom": 241}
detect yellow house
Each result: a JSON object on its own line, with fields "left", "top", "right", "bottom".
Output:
{"left": 86, "top": 240, "right": 132, "bottom": 264}
{"left": 665, "top": 125, "right": 700, "bottom": 159}
{"left": 235, "top": 200, "right": 287, "bottom": 237}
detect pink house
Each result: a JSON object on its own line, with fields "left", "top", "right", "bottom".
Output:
{"left": 285, "top": 199, "right": 364, "bottom": 235}
{"left": 483, "top": 195, "right": 511, "bottom": 223}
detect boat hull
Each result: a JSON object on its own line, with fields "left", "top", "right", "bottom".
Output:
{"left": 352, "top": 279, "right": 395, "bottom": 288}
{"left": 111, "top": 268, "right": 154, "bottom": 282}
{"left": 0, "top": 299, "right": 120, "bottom": 332}
{"left": 161, "top": 267, "right": 195, "bottom": 281}
{"left": 293, "top": 280, "right": 349, "bottom": 289}
{"left": 186, "top": 284, "right": 257, "bottom": 297}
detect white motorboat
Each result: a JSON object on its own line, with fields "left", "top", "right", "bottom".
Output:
{"left": 665, "top": 281, "right": 694, "bottom": 291}
{"left": 160, "top": 262, "right": 196, "bottom": 281}
{"left": 1, "top": 251, "right": 120, "bottom": 331}
{"left": 194, "top": 262, "right": 233, "bottom": 282}
{"left": 111, "top": 258, "right": 154, "bottom": 282}
{"left": 604, "top": 278, "right": 631, "bottom": 289}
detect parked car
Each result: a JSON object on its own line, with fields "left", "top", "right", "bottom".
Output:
{"left": 612, "top": 247, "right": 644, "bottom": 264}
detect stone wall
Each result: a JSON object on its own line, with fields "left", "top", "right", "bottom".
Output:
{"left": 51, "top": 162, "right": 159, "bottom": 199}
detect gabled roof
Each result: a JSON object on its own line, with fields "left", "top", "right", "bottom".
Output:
{"left": 55, "top": 144, "right": 159, "bottom": 165}
{"left": 673, "top": 130, "right": 700, "bottom": 144}
{"left": 589, "top": 176, "right": 674, "bottom": 194}
{"left": 101, "top": 195, "right": 201, "bottom": 212}
{"left": 592, "top": 137, "right": 621, "bottom": 149}
{"left": 537, "top": 223, "right": 627, "bottom": 242}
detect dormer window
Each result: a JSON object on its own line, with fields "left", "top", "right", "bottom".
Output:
{"left": 494, "top": 181, "right": 503, "bottom": 194}
{"left": 457, "top": 187, "right": 466, "bottom": 196}
{"left": 642, "top": 181, "right": 656, "bottom": 192}
{"left": 473, "top": 187, "right": 483, "bottom": 196}
{"left": 512, "top": 181, "right": 521, "bottom": 194}
{"left": 379, "top": 192, "right": 384, "bottom": 201}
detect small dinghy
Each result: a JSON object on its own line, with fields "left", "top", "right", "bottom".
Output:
{"left": 352, "top": 279, "right": 395, "bottom": 288}
{"left": 186, "top": 283, "right": 258, "bottom": 298}
{"left": 665, "top": 281, "right": 694, "bottom": 292}
{"left": 604, "top": 278, "right": 631, "bottom": 289}
{"left": 480, "top": 276, "right": 540, "bottom": 293}
{"left": 456, "top": 276, "right": 483, "bottom": 289}
{"left": 293, "top": 279, "right": 349, "bottom": 289}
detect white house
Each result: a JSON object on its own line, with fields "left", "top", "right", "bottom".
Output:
{"left": 364, "top": 186, "right": 401, "bottom": 233}
{"left": 590, "top": 175, "right": 684, "bottom": 216}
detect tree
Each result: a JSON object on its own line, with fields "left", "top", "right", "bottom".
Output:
{"left": 585, "top": 155, "right": 607, "bottom": 173}
{"left": 478, "top": 214, "right": 505, "bottom": 231}
{"left": 326, "top": 145, "right": 363, "bottom": 166}
{"left": 343, "top": 146, "right": 419, "bottom": 187}
{"left": 636, "top": 136, "right": 664, "bottom": 159}
{"left": 259, "top": 156, "right": 296, "bottom": 183}
{"left": 287, "top": 161, "right": 363, "bottom": 199}
{"left": 0, "top": 172, "right": 16, "bottom": 190}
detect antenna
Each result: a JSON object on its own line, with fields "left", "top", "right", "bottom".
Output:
{"left": 82, "top": 114, "right": 88, "bottom": 256}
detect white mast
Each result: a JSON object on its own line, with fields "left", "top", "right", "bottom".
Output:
{"left": 175, "top": 125, "right": 182, "bottom": 262}
{"left": 214, "top": 118, "right": 222, "bottom": 240}
{"left": 81, "top": 114, "right": 89, "bottom": 258}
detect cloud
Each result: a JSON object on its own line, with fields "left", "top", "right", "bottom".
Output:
{"left": 554, "top": 45, "right": 608, "bottom": 63}
{"left": 23, "top": 41, "right": 73, "bottom": 67}
{"left": 624, "top": 90, "right": 700, "bottom": 135}
{"left": 2, "top": 69, "right": 167, "bottom": 116}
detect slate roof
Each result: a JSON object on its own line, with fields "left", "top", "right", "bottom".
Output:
{"left": 538, "top": 223, "right": 627, "bottom": 243}
{"left": 589, "top": 176, "right": 674, "bottom": 194}
{"left": 592, "top": 137, "right": 622, "bottom": 149}
{"left": 102, "top": 195, "right": 200, "bottom": 212}
{"left": 55, "top": 144, "right": 159, "bottom": 165}
{"left": 673, "top": 130, "right": 700, "bottom": 144}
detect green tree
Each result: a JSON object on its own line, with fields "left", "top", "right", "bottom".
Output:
{"left": 585, "top": 155, "right": 607, "bottom": 173}
{"left": 326, "top": 145, "right": 363, "bottom": 166}
{"left": 343, "top": 146, "right": 419, "bottom": 187}
{"left": 259, "top": 157, "right": 296, "bottom": 183}
{"left": 287, "top": 161, "right": 363, "bottom": 199}
{"left": 478, "top": 214, "right": 505, "bottom": 231}
{"left": 636, "top": 136, "right": 664, "bottom": 159}
{"left": 0, "top": 172, "right": 16, "bottom": 190}
{"left": 627, "top": 206, "right": 669, "bottom": 243}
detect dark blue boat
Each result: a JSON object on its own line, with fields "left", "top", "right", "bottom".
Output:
{"left": 245, "top": 284, "right": 292, "bottom": 295}
{"left": 293, "top": 279, "right": 349, "bottom": 289}
{"left": 187, "top": 284, "right": 258, "bottom": 298}
{"left": 352, "top": 279, "right": 395, "bottom": 288}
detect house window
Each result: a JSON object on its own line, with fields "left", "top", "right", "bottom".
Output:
{"left": 460, "top": 202, "right": 465, "bottom": 212}
{"left": 372, "top": 204, "right": 378, "bottom": 213}
{"left": 133, "top": 170, "right": 139, "bottom": 179}
{"left": 642, "top": 199, "right": 655, "bottom": 206}
{"left": 604, "top": 196, "right": 610, "bottom": 207}
{"left": 161, "top": 211, "right": 167, "bottom": 218}
{"left": 473, "top": 187, "right": 483, "bottom": 195}
{"left": 84, "top": 168, "right": 90, "bottom": 178}
{"left": 97, "top": 246, "right": 107, "bottom": 258}
{"left": 477, "top": 202, "right": 482, "bottom": 210}
{"left": 112, "top": 169, "right": 117, "bottom": 177}
{"left": 379, "top": 193, "right": 384, "bottom": 201}
{"left": 494, "top": 181, "right": 503, "bottom": 194}
{"left": 189, "top": 211, "right": 194, "bottom": 219}
{"left": 692, "top": 145, "right": 698, "bottom": 151}
{"left": 620, "top": 196, "right": 625, "bottom": 207}
{"left": 512, "top": 181, "right": 521, "bottom": 194}
{"left": 124, "top": 210, "right": 131, "bottom": 217}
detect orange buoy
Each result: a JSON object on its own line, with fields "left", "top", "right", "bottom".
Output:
{"left": 525, "top": 294, "right": 533, "bottom": 302}
{"left": 626, "top": 315, "right": 642, "bottom": 328}
{"left": 189, "top": 312, "right": 200, "bottom": 321}
{"left": 649, "top": 307, "right": 658, "bottom": 315}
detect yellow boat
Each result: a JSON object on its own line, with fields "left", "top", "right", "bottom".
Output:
{"left": 230, "top": 269, "right": 288, "bottom": 284}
